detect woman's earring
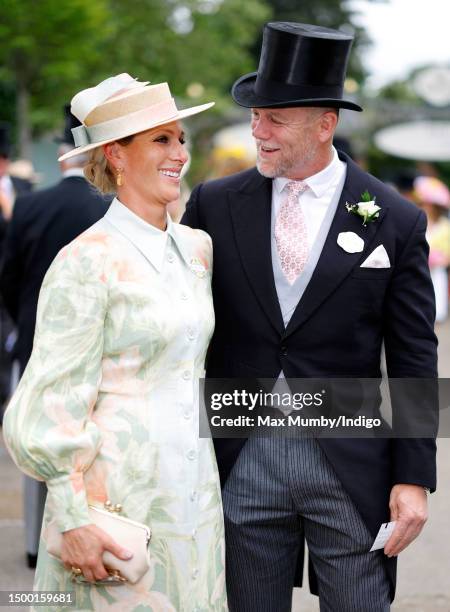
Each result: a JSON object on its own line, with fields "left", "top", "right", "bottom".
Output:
{"left": 116, "top": 168, "right": 123, "bottom": 187}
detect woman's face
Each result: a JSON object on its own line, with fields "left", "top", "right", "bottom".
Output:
{"left": 115, "top": 121, "right": 188, "bottom": 206}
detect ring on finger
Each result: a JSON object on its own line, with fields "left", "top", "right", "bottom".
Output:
{"left": 71, "top": 566, "right": 82, "bottom": 576}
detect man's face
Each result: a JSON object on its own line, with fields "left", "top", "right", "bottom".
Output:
{"left": 251, "top": 107, "right": 324, "bottom": 179}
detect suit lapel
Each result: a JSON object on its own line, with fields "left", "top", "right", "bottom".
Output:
{"left": 228, "top": 170, "right": 285, "bottom": 335}
{"left": 284, "top": 157, "right": 389, "bottom": 339}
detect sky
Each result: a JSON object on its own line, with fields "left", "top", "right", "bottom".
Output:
{"left": 350, "top": 0, "right": 450, "bottom": 88}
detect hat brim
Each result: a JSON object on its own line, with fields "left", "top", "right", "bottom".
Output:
{"left": 231, "top": 73, "right": 362, "bottom": 112}
{"left": 58, "top": 101, "right": 215, "bottom": 161}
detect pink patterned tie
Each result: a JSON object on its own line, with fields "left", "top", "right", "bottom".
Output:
{"left": 275, "top": 180, "right": 309, "bottom": 285}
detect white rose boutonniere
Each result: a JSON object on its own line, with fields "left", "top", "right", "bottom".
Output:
{"left": 346, "top": 190, "right": 381, "bottom": 226}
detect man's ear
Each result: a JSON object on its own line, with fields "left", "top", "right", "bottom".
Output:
{"left": 317, "top": 110, "right": 338, "bottom": 144}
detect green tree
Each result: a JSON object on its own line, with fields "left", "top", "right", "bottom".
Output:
{"left": 0, "top": 0, "right": 270, "bottom": 156}
{"left": 101, "top": 0, "right": 270, "bottom": 105}
{"left": 0, "top": 0, "right": 111, "bottom": 157}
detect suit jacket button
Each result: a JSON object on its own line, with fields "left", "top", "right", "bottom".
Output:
{"left": 280, "top": 345, "right": 288, "bottom": 356}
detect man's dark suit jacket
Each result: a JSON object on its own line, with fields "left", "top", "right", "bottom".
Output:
{"left": 0, "top": 176, "right": 32, "bottom": 254}
{"left": 182, "top": 151, "right": 438, "bottom": 601}
{"left": 0, "top": 175, "right": 110, "bottom": 371}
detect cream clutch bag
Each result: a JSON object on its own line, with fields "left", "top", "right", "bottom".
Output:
{"left": 46, "top": 505, "right": 151, "bottom": 584}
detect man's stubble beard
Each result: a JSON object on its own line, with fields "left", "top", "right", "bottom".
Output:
{"left": 256, "top": 140, "right": 319, "bottom": 179}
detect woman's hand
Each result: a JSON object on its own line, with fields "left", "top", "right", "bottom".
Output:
{"left": 61, "top": 524, "right": 133, "bottom": 583}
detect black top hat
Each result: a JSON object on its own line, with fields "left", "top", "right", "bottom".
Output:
{"left": 55, "top": 104, "right": 82, "bottom": 146}
{"left": 232, "top": 22, "right": 362, "bottom": 112}
{"left": 0, "top": 122, "right": 12, "bottom": 158}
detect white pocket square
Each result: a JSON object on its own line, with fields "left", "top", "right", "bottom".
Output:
{"left": 360, "top": 245, "right": 390, "bottom": 269}
{"left": 337, "top": 231, "right": 364, "bottom": 253}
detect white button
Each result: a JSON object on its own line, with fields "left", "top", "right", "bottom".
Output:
{"left": 183, "top": 409, "right": 192, "bottom": 420}
{"left": 192, "top": 528, "right": 197, "bottom": 538}
{"left": 187, "top": 327, "right": 196, "bottom": 341}
{"left": 192, "top": 568, "right": 199, "bottom": 579}
{"left": 182, "top": 370, "right": 191, "bottom": 380}
{"left": 187, "top": 449, "right": 196, "bottom": 461}
{"left": 181, "top": 292, "right": 188, "bottom": 300}
{"left": 167, "top": 252, "right": 175, "bottom": 263}
{"left": 190, "top": 490, "right": 197, "bottom": 501}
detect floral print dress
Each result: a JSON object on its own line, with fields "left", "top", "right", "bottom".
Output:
{"left": 3, "top": 198, "right": 227, "bottom": 611}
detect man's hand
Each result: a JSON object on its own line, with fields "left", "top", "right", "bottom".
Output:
{"left": 384, "top": 484, "right": 428, "bottom": 557}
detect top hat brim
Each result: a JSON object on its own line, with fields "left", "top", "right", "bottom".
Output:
{"left": 231, "top": 72, "right": 362, "bottom": 112}
{"left": 58, "top": 102, "right": 214, "bottom": 162}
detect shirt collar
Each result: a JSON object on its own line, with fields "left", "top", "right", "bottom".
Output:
{"left": 104, "top": 197, "right": 190, "bottom": 272}
{"left": 62, "top": 168, "right": 85, "bottom": 179}
{"left": 273, "top": 147, "right": 343, "bottom": 198}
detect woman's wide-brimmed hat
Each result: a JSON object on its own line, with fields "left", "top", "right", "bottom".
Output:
{"left": 414, "top": 176, "right": 450, "bottom": 208}
{"left": 58, "top": 73, "right": 214, "bottom": 161}
{"left": 231, "top": 22, "right": 362, "bottom": 112}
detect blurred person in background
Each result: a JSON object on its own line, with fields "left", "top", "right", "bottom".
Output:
{"left": 0, "top": 122, "right": 33, "bottom": 235}
{"left": 3, "top": 74, "right": 227, "bottom": 610}
{"left": 393, "top": 169, "right": 418, "bottom": 202}
{"left": 0, "top": 105, "right": 111, "bottom": 568}
{"left": 0, "top": 121, "right": 33, "bottom": 415}
{"left": 8, "top": 159, "right": 42, "bottom": 187}
{"left": 413, "top": 176, "right": 450, "bottom": 323}
{"left": 207, "top": 145, "right": 255, "bottom": 179}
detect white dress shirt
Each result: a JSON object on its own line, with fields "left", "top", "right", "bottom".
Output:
{"left": 272, "top": 146, "right": 346, "bottom": 250}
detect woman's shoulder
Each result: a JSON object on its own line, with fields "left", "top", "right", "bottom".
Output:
{"left": 44, "top": 220, "right": 115, "bottom": 287}
{"left": 174, "top": 223, "right": 212, "bottom": 248}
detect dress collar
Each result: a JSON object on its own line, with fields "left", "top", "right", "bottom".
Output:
{"left": 104, "top": 197, "right": 191, "bottom": 272}
{"left": 273, "top": 146, "right": 344, "bottom": 198}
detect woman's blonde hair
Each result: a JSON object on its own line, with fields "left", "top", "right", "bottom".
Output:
{"left": 84, "top": 136, "right": 134, "bottom": 194}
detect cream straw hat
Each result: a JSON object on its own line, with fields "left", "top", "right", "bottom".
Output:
{"left": 58, "top": 73, "right": 214, "bottom": 161}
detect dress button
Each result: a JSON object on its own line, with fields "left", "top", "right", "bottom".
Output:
{"left": 183, "top": 409, "right": 192, "bottom": 420}
{"left": 167, "top": 252, "right": 175, "bottom": 263}
{"left": 187, "top": 449, "right": 197, "bottom": 461}
{"left": 192, "top": 568, "right": 199, "bottom": 579}
{"left": 187, "top": 327, "right": 196, "bottom": 341}
{"left": 190, "top": 490, "right": 197, "bottom": 501}
{"left": 181, "top": 292, "right": 188, "bottom": 300}
{"left": 182, "top": 370, "right": 191, "bottom": 380}
{"left": 192, "top": 528, "right": 197, "bottom": 539}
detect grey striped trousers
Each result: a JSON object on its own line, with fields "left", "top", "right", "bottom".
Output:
{"left": 222, "top": 437, "right": 390, "bottom": 612}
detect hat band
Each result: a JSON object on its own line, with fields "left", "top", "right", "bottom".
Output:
{"left": 255, "top": 76, "right": 344, "bottom": 102}
{"left": 72, "top": 98, "right": 179, "bottom": 147}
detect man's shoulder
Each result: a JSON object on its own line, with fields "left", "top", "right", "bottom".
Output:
{"left": 12, "top": 184, "right": 56, "bottom": 219}
{"left": 14, "top": 177, "right": 107, "bottom": 220}
{"left": 196, "top": 167, "right": 262, "bottom": 197}
{"left": 346, "top": 160, "right": 422, "bottom": 226}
